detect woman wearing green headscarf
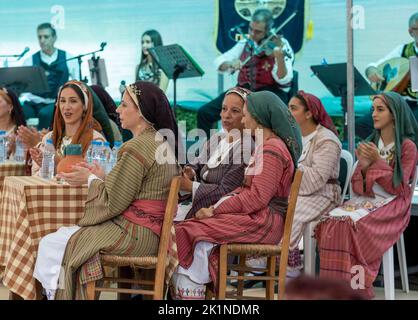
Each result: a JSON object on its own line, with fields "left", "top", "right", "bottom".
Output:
{"left": 315, "top": 92, "right": 418, "bottom": 299}
{"left": 171, "top": 91, "right": 302, "bottom": 299}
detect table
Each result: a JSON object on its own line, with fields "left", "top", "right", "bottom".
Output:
{"left": 0, "top": 161, "right": 27, "bottom": 193}
{"left": 0, "top": 176, "right": 87, "bottom": 300}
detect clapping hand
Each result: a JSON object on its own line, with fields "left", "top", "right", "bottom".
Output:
{"left": 356, "top": 142, "right": 379, "bottom": 171}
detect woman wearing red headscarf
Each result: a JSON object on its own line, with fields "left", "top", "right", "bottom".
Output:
{"left": 286, "top": 91, "right": 342, "bottom": 276}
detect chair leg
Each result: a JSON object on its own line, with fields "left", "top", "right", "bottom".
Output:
{"left": 217, "top": 245, "right": 228, "bottom": 300}
{"left": 303, "top": 222, "right": 316, "bottom": 276}
{"left": 397, "top": 234, "right": 409, "bottom": 293}
{"left": 86, "top": 281, "right": 96, "bottom": 300}
{"left": 266, "top": 256, "right": 276, "bottom": 300}
{"left": 383, "top": 247, "right": 395, "bottom": 300}
{"left": 236, "top": 254, "right": 246, "bottom": 299}
{"left": 205, "top": 284, "right": 214, "bottom": 300}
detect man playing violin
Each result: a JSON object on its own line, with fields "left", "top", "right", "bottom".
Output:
{"left": 356, "top": 12, "right": 418, "bottom": 139}
{"left": 197, "top": 8, "right": 295, "bottom": 137}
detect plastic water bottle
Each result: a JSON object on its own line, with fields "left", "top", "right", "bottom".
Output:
{"left": 40, "top": 139, "right": 55, "bottom": 180}
{"left": 91, "top": 141, "right": 102, "bottom": 164}
{"left": 0, "top": 131, "right": 6, "bottom": 163}
{"left": 108, "top": 141, "right": 122, "bottom": 173}
{"left": 102, "top": 141, "right": 112, "bottom": 174}
{"left": 14, "top": 137, "right": 25, "bottom": 163}
{"left": 86, "top": 142, "right": 94, "bottom": 164}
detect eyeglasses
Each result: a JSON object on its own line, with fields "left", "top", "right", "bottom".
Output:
{"left": 248, "top": 25, "right": 266, "bottom": 36}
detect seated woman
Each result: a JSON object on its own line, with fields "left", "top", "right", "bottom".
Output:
{"left": 315, "top": 92, "right": 418, "bottom": 299}
{"left": 29, "top": 80, "right": 105, "bottom": 176}
{"left": 33, "top": 81, "right": 180, "bottom": 300}
{"left": 0, "top": 87, "right": 27, "bottom": 158}
{"left": 176, "top": 87, "right": 253, "bottom": 221}
{"left": 286, "top": 91, "right": 342, "bottom": 275}
{"left": 170, "top": 91, "right": 302, "bottom": 300}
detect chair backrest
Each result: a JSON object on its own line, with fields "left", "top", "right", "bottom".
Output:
{"left": 408, "top": 165, "right": 418, "bottom": 203}
{"left": 278, "top": 169, "right": 303, "bottom": 300}
{"left": 338, "top": 150, "right": 354, "bottom": 205}
{"left": 153, "top": 176, "right": 181, "bottom": 299}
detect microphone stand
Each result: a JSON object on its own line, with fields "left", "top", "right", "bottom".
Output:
{"left": 51, "top": 43, "right": 106, "bottom": 83}
{"left": 0, "top": 48, "right": 29, "bottom": 67}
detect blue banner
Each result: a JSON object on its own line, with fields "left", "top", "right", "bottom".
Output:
{"left": 215, "top": 0, "right": 307, "bottom": 54}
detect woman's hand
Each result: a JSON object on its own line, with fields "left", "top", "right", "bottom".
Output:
{"left": 182, "top": 166, "right": 196, "bottom": 180}
{"left": 195, "top": 207, "right": 214, "bottom": 220}
{"left": 356, "top": 142, "right": 379, "bottom": 173}
{"left": 29, "top": 147, "right": 43, "bottom": 167}
{"left": 76, "top": 161, "right": 106, "bottom": 180}
{"left": 17, "top": 126, "right": 42, "bottom": 149}
{"left": 56, "top": 165, "right": 92, "bottom": 186}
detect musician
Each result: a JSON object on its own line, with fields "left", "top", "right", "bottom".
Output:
{"left": 21, "top": 23, "right": 79, "bottom": 130}
{"left": 197, "top": 8, "right": 295, "bottom": 137}
{"left": 135, "top": 29, "right": 169, "bottom": 92}
{"left": 357, "top": 12, "right": 418, "bottom": 139}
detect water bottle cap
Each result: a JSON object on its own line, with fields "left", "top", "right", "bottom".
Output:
{"left": 0, "top": 130, "right": 6, "bottom": 135}
{"left": 104, "top": 141, "right": 110, "bottom": 147}
{"left": 114, "top": 141, "right": 122, "bottom": 147}
{"left": 46, "top": 139, "right": 53, "bottom": 144}
{"left": 92, "top": 140, "right": 102, "bottom": 146}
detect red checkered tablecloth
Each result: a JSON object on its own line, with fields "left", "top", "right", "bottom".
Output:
{"left": 0, "top": 176, "right": 87, "bottom": 300}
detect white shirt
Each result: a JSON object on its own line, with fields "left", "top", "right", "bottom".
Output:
{"left": 367, "top": 43, "right": 418, "bottom": 69}
{"left": 214, "top": 39, "right": 294, "bottom": 88}
{"left": 21, "top": 49, "right": 79, "bottom": 104}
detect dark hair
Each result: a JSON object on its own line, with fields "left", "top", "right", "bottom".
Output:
{"left": 252, "top": 8, "right": 274, "bottom": 33}
{"left": 138, "top": 29, "right": 163, "bottom": 80}
{"left": 293, "top": 93, "right": 319, "bottom": 124}
{"left": 60, "top": 83, "right": 85, "bottom": 105}
{"left": 0, "top": 88, "right": 27, "bottom": 128}
{"left": 90, "top": 85, "right": 120, "bottom": 127}
{"left": 37, "top": 22, "right": 57, "bottom": 37}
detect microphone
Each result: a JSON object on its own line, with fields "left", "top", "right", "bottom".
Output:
{"left": 17, "top": 47, "right": 30, "bottom": 61}
{"left": 119, "top": 80, "right": 126, "bottom": 99}
{"left": 100, "top": 42, "right": 107, "bottom": 50}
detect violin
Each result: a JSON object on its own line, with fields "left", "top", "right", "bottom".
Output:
{"left": 240, "top": 11, "right": 297, "bottom": 68}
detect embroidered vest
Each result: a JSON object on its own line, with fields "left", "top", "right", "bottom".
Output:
{"left": 237, "top": 42, "right": 288, "bottom": 91}
{"left": 401, "top": 42, "right": 418, "bottom": 100}
{"left": 32, "top": 49, "right": 69, "bottom": 99}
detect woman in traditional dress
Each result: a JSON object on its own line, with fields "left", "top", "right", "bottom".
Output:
{"left": 176, "top": 87, "right": 253, "bottom": 221}
{"left": 33, "top": 81, "right": 180, "bottom": 300}
{"left": 170, "top": 90, "right": 302, "bottom": 300}
{"left": 29, "top": 80, "right": 105, "bottom": 176}
{"left": 0, "top": 87, "right": 27, "bottom": 157}
{"left": 315, "top": 92, "right": 418, "bottom": 299}
{"left": 285, "top": 91, "right": 342, "bottom": 275}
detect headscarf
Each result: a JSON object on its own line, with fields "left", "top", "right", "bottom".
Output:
{"left": 125, "top": 81, "right": 180, "bottom": 159}
{"left": 0, "top": 87, "right": 26, "bottom": 129}
{"left": 246, "top": 91, "right": 302, "bottom": 167}
{"left": 225, "top": 86, "right": 251, "bottom": 102}
{"left": 52, "top": 80, "right": 95, "bottom": 156}
{"left": 366, "top": 91, "right": 418, "bottom": 187}
{"left": 90, "top": 85, "right": 121, "bottom": 128}
{"left": 295, "top": 90, "right": 339, "bottom": 137}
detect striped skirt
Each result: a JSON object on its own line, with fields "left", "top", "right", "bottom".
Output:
{"left": 54, "top": 215, "right": 159, "bottom": 300}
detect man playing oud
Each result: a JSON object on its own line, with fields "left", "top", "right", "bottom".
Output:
{"left": 356, "top": 12, "right": 418, "bottom": 139}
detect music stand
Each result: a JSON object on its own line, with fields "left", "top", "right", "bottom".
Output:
{"left": 148, "top": 44, "right": 204, "bottom": 110}
{"left": 88, "top": 57, "right": 109, "bottom": 87}
{"left": 310, "top": 63, "right": 376, "bottom": 141}
{"left": 0, "top": 66, "right": 49, "bottom": 96}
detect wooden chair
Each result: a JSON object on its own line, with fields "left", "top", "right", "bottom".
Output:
{"left": 85, "top": 176, "right": 181, "bottom": 300}
{"left": 213, "top": 169, "right": 303, "bottom": 300}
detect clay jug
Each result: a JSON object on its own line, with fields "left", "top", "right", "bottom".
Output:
{"left": 56, "top": 144, "right": 84, "bottom": 174}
